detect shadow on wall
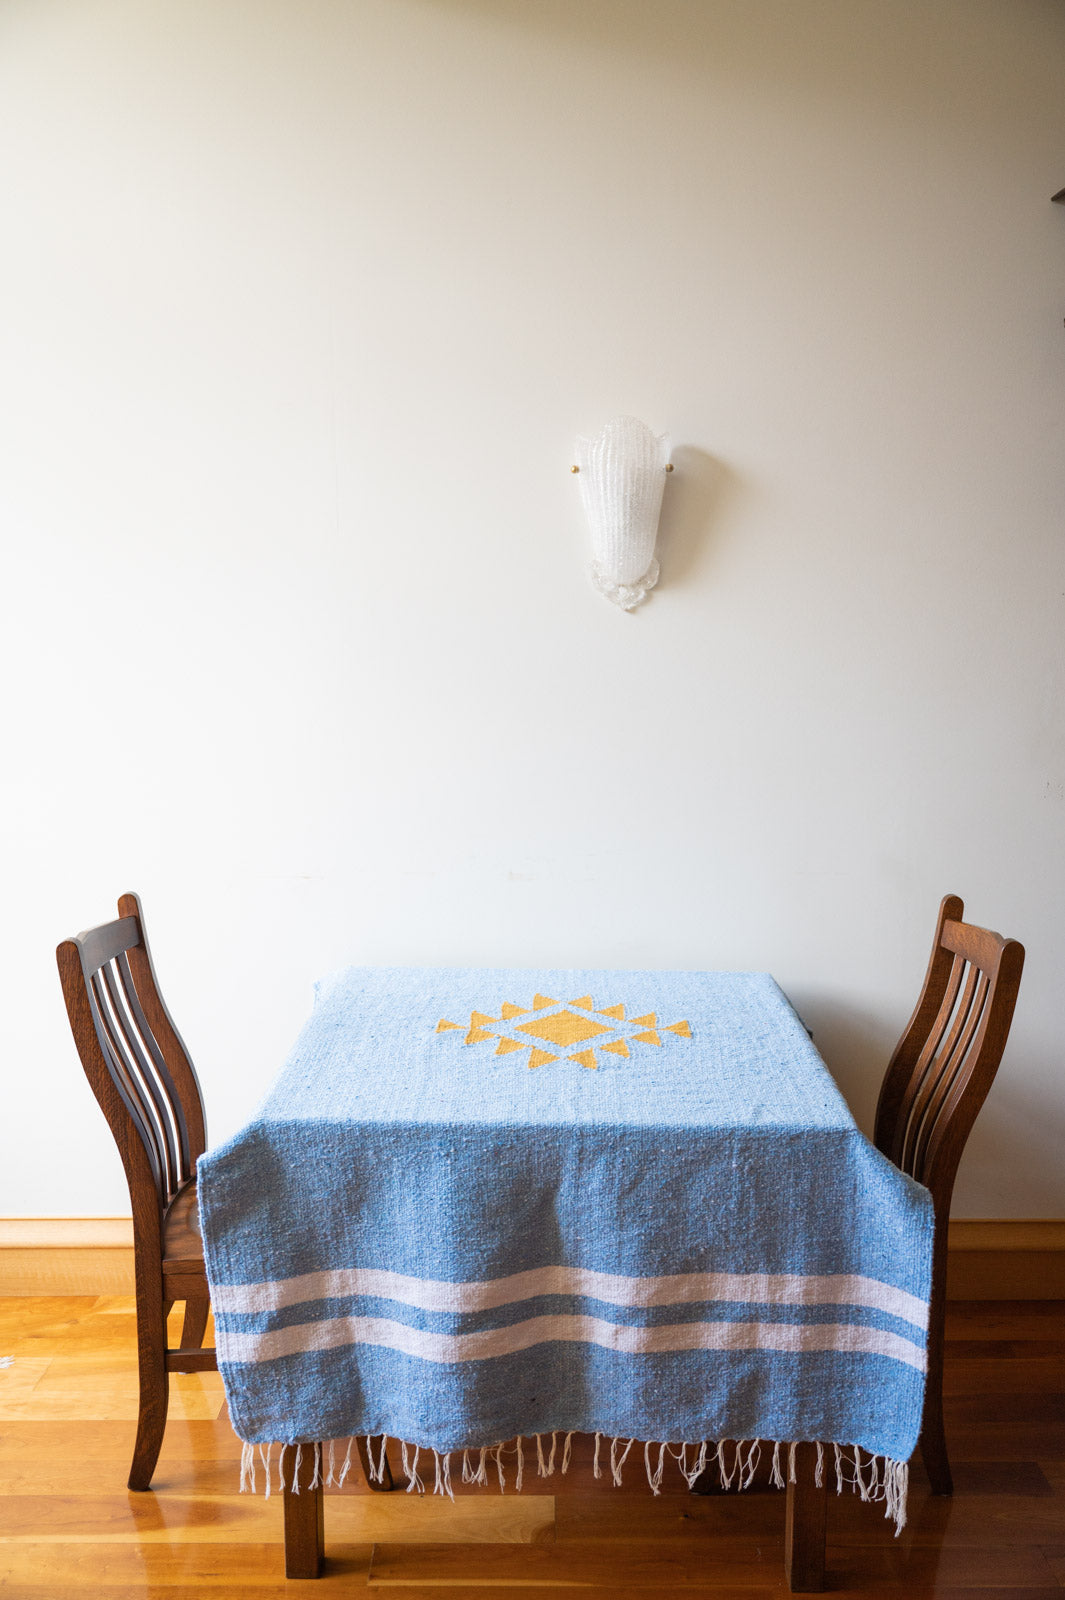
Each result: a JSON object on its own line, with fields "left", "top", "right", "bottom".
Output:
{"left": 655, "top": 446, "right": 744, "bottom": 588}
{"left": 789, "top": 992, "right": 899, "bottom": 1134}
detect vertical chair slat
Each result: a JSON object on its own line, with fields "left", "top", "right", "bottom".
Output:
{"left": 912, "top": 971, "right": 991, "bottom": 1187}
{"left": 98, "top": 958, "right": 181, "bottom": 1200}
{"left": 86, "top": 972, "right": 169, "bottom": 1203}
{"left": 115, "top": 949, "right": 193, "bottom": 1184}
{"left": 119, "top": 893, "right": 207, "bottom": 1169}
{"left": 899, "top": 959, "right": 979, "bottom": 1178}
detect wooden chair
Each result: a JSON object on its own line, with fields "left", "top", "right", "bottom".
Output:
{"left": 57, "top": 893, "right": 397, "bottom": 1503}
{"left": 56, "top": 893, "right": 216, "bottom": 1490}
{"left": 874, "top": 894, "right": 1024, "bottom": 1496}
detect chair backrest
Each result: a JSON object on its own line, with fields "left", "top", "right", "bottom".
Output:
{"left": 57, "top": 893, "right": 206, "bottom": 1218}
{"left": 874, "top": 894, "right": 1024, "bottom": 1216}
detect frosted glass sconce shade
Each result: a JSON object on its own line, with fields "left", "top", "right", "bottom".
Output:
{"left": 574, "top": 416, "right": 671, "bottom": 610}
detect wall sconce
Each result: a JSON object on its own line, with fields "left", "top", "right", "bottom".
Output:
{"left": 572, "top": 416, "right": 672, "bottom": 610}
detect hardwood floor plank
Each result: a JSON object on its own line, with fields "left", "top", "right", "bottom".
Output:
{"left": 942, "top": 1362, "right": 1065, "bottom": 1396}
{"left": 944, "top": 1341, "right": 1065, "bottom": 1361}
{"left": 823, "top": 1542, "right": 1059, "bottom": 1587}
{"left": 1036, "top": 1541, "right": 1065, "bottom": 1579}
{"left": 0, "top": 1590, "right": 365, "bottom": 1600}
{"left": 0, "top": 1491, "right": 286, "bottom": 1544}
{"left": 0, "top": 1357, "right": 53, "bottom": 1406}
{"left": 0, "top": 1458, "right": 249, "bottom": 1495}
{"left": 0, "top": 1542, "right": 372, "bottom": 1585}
{"left": 944, "top": 1304, "right": 1065, "bottom": 1340}
{"left": 363, "top": 1590, "right": 781, "bottom": 1599}
{"left": 828, "top": 1484, "right": 1065, "bottom": 1546}
{"left": 0, "top": 1417, "right": 240, "bottom": 1461}
{"left": 554, "top": 1491, "right": 783, "bottom": 1541}
{"left": 938, "top": 1463, "right": 1054, "bottom": 1496}
{"left": 0, "top": 1492, "right": 553, "bottom": 1547}
{"left": 329, "top": 1495, "right": 555, "bottom": 1545}
{"left": 360, "top": 1591, "right": 1063, "bottom": 1600}
{"left": 366, "top": 1538, "right": 783, "bottom": 1587}
{"left": 944, "top": 1396, "right": 1065, "bottom": 1425}
{"left": 938, "top": 1429, "right": 1065, "bottom": 1463}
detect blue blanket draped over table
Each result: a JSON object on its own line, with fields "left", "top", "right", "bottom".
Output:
{"left": 199, "top": 968, "right": 933, "bottom": 1509}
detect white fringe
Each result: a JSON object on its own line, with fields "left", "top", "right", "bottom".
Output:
{"left": 609, "top": 1436, "right": 635, "bottom": 1487}
{"left": 432, "top": 1449, "right": 454, "bottom": 1500}
{"left": 237, "top": 1431, "right": 909, "bottom": 1532}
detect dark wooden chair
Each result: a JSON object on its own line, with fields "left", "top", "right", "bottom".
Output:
{"left": 56, "top": 892, "right": 216, "bottom": 1490}
{"left": 874, "top": 894, "right": 1024, "bottom": 1496}
{"left": 57, "top": 893, "right": 396, "bottom": 1507}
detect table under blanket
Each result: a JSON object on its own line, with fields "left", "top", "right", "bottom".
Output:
{"left": 198, "top": 968, "right": 933, "bottom": 1528}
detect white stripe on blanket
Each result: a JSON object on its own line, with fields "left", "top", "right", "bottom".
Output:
{"left": 217, "top": 1311, "right": 927, "bottom": 1373}
{"left": 212, "top": 1265, "right": 927, "bottom": 1332}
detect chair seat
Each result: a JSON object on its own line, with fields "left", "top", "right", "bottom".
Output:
{"left": 162, "top": 1180, "right": 205, "bottom": 1272}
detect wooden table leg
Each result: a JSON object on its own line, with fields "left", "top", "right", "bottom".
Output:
{"left": 785, "top": 1442, "right": 826, "bottom": 1593}
{"left": 282, "top": 1443, "right": 324, "bottom": 1579}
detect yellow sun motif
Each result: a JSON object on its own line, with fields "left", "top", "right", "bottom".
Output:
{"left": 516, "top": 1010, "right": 612, "bottom": 1048}
{"left": 435, "top": 995, "right": 692, "bottom": 1070}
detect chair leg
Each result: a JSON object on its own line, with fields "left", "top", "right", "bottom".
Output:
{"left": 919, "top": 1227, "right": 953, "bottom": 1495}
{"left": 356, "top": 1434, "right": 395, "bottom": 1491}
{"left": 283, "top": 1443, "right": 325, "bottom": 1579}
{"left": 179, "top": 1298, "right": 210, "bottom": 1352}
{"left": 785, "top": 1442, "right": 826, "bottom": 1593}
{"left": 920, "top": 1385, "right": 953, "bottom": 1496}
{"left": 128, "top": 1301, "right": 169, "bottom": 1491}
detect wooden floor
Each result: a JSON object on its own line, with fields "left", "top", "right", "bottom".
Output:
{"left": 0, "top": 1297, "right": 1062, "bottom": 1597}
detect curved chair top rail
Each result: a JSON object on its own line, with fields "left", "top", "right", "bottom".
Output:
{"left": 874, "top": 893, "right": 1024, "bottom": 1214}
{"left": 57, "top": 893, "right": 206, "bottom": 1213}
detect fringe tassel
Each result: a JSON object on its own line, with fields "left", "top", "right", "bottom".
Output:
{"left": 609, "top": 1436, "right": 635, "bottom": 1487}
{"left": 432, "top": 1449, "right": 454, "bottom": 1500}
{"left": 401, "top": 1442, "right": 424, "bottom": 1494}
{"left": 235, "top": 1430, "right": 909, "bottom": 1531}
{"left": 642, "top": 1440, "right": 667, "bottom": 1496}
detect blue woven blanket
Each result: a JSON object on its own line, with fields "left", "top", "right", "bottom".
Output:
{"left": 198, "top": 968, "right": 933, "bottom": 1523}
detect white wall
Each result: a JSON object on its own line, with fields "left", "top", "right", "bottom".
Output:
{"left": 2, "top": 0, "right": 1063, "bottom": 1218}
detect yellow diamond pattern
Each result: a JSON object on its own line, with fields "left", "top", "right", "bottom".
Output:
{"left": 517, "top": 1010, "right": 612, "bottom": 1048}
{"left": 437, "top": 995, "right": 691, "bottom": 1070}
